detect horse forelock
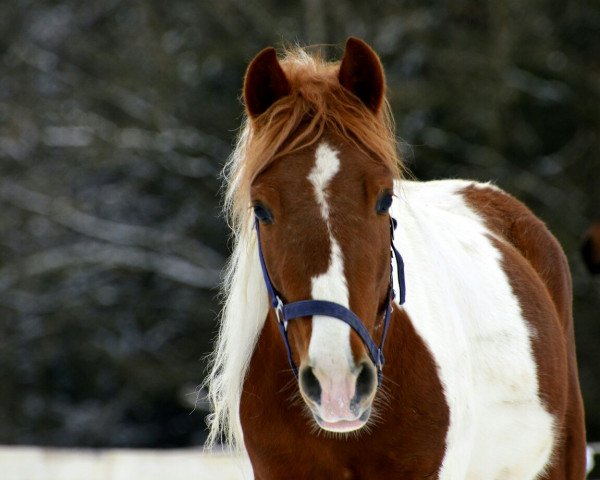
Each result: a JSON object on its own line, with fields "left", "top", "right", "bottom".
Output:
{"left": 224, "top": 47, "right": 404, "bottom": 236}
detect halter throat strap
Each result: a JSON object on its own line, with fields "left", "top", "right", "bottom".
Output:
{"left": 255, "top": 217, "right": 406, "bottom": 385}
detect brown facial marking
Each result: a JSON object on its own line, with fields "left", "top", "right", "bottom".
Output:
{"left": 325, "top": 141, "right": 394, "bottom": 361}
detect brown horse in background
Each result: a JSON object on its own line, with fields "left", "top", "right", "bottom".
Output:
{"left": 205, "top": 38, "right": 587, "bottom": 479}
{"left": 582, "top": 222, "right": 600, "bottom": 274}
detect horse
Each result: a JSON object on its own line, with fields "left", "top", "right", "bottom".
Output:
{"left": 205, "top": 37, "right": 587, "bottom": 479}
{"left": 582, "top": 222, "right": 600, "bottom": 274}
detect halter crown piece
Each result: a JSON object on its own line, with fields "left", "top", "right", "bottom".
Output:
{"left": 255, "top": 216, "right": 406, "bottom": 385}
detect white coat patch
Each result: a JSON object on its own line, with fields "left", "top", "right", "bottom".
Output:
{"left": 392, "top": 179, "right": 555, "bottom": 480}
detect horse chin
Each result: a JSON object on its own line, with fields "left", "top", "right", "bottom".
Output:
{"left": 313, "top": 407, "right": 371, "bottom": 433}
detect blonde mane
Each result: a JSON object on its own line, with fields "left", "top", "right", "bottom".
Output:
{"left": 204, "top": 47, "right": 403, "bottom": 450}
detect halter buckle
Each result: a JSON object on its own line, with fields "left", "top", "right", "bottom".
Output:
{"left": 376, "top": 349, "right": 385, "bottom": 385}
{"left": 376, "top": 348, "right": 385, "bottom": 370}
{"left": 274, "top": 296, "right": 287, "bottom": 330}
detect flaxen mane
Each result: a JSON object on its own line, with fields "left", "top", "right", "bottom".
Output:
{"left": 204, "top": 47, "right": 403, "bottom": 449}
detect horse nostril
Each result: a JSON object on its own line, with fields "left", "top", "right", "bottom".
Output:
{"left": 355, "top": 360, "right": 377, "bottom": 400}
{"left": 300, "top": 366, "right": 322, "bottom": 404}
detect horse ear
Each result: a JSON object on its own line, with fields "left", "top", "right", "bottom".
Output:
{"left": 244, "top": 47, "right": 291, "bottom": 118}
{"left": 338, "top": 37, "right": 385, "bottom": 113}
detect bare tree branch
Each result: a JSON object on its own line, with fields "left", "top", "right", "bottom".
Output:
{"left": 0, "top": 179, "right": 224, "bottom": 269}
{"left": 0, "top": 241, "right": 220, "bottom": 291}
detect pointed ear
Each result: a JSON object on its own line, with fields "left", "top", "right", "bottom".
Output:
{"left": 243, "top": 47, "right": 291, "bottom": 118}
{"left": 338, "top": 37, "right": 385, "bottom": 113}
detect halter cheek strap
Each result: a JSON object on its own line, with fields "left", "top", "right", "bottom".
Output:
{"left": 255, "top": 217, "right": 406, "bottom": 385}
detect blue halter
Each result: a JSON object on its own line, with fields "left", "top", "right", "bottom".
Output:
{"left": 255, "top": 217, "right": 406, "bottom": 385}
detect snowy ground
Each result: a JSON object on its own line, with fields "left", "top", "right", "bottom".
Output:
{"left": 0, "top": 446, "right": 253, "bottom": 480}
{"left": 1, "top": 445, "right": 597, "bottom": 479}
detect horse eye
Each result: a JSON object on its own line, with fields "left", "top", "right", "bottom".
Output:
{"left": 376, "top": 192, "right": 393, "bottom": 214}
{"left": 253, "top": 204, "right": 273, "bottom": 224}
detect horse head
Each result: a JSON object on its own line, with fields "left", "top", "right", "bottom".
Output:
{"left": 242, "top": 38, "right": 401, "bottom": 433}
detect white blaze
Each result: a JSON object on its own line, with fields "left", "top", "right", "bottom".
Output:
{"left": 307, "top": 143, "right": 353, "bottom": 373}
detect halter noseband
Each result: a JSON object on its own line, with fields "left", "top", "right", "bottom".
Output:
{"left": 255, "top": 217, "right": 406, "bottom": 385}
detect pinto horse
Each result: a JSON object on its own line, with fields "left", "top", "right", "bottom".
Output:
{"left": 205, "top": 38, "right": 586, "bottom": 479}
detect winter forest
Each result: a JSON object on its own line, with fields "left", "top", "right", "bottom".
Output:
{"left": 0, "top": 0, "right": 599, "bottom": 453}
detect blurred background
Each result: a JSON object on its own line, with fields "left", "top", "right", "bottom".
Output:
{"left": 0, "top": 0, "right": 598, "bottom": 451}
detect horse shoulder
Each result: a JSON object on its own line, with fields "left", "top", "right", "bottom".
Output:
{"left": 460, "top": 182, "right": 572, "bottom": 330}
{"left": 396, "top": 179, "right": 586, "bottom": 478}
{"left": 460, "top": 182, "right": 587, "bottom": 479}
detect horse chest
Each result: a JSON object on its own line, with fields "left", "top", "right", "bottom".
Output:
{"left": 240, "top": 317, "right": 449, "bottom": 479}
